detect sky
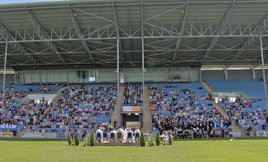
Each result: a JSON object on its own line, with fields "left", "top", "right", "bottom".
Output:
{"left": 0, "top": 0, "right": 64, "bottom": 4}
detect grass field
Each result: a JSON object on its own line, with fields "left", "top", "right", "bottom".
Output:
{"left": 0, "top": 139, "right": 267, "bottom": 162}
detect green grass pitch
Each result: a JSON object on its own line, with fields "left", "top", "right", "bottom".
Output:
{"left": 0, "top": 139, "right": 267, "bottom": 161}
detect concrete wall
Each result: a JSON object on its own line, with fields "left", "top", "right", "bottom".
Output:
{"left": 9, "top": 68, "right": 268, "bottom": 84}
{"left": 228, "top": 70, "right": 253, "bottom": 80}
{"left": 14, "top": 67, "right": 201, "bottom": 84}
{"left": 201, "top": 69, "right": 266, "bottom": 81}
{"left": 0, "top": 74, "right": 15, "bottom": 83}
{"left": 201, "top": 70, "right": 225, "bottom": 81}
{"left": 255, "top": 69, "right": 268, "bottom": 80}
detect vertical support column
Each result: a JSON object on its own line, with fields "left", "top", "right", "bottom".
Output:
{"left": 224, "top": 69, "right": 228, "bottom": 80}
{"left": 260, "top": 36, "right": 268, "bottom": 111}
{"left": 94, "top": 69, "right": 97, "bottom": 82}
{"left": 200, "top": 69, "right": 202, "bottom": 82}
{"left": 39, "top": 70, "right": 41, "bottom": 84}
{"left": 252, "top": 68, "right": 256, "bottom": 79}
{"left": 188, "top": 67, "right": 191, "bottom": 81}
{"left": 141, "top": 2, "right": 145, "bottom": 129}
{"left": 14, "top": 72, "right": 16, "bottom": 85}
{"left": 116, "top": 37, "right": 120, "bottom": 128}
{"left": 22, "top": 70, "right": 25, "bottom": 84}
{"left": 1, "top": 37, "right": 8, "bottom": 109}
{"left": 66, "top": 69, "right": 69, "bottom": 83}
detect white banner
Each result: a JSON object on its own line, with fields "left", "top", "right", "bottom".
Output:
{"left": 21, "top": 132, "right": 45, "bottom": 138}
{"left": 123, "top": 106, "right": 133, "bottom": 112}
{"left": 21, "top": 132, "right": 58, "bottom": 138}
{"left": 257, "top": 131, "right": 268, "bottom": 137}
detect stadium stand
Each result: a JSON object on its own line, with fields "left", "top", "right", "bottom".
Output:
{"left": 27, "top": 84, "right": 117, "bottom": 136}
{"left": 149, "top": 83, "right": 232, "bottom": 138}
{"left": 206, "top": 80, "right": 267, "bottom": 135}
{"left": 0, "top": 84, "right": 62, "bottom": 135}
{"left": 1, "top": 81, "right": 267, "bottom": 138}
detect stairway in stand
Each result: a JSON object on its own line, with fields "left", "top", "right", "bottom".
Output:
{"left": 41, "top": 86, "right": 67, "bottom": 116}
{"left": 202, "top": 82, "right": 247, "bottom": 137}
{"left": 4, "top": 83, "right": 13, "bottom": 91}
{"left": 111, "top": 85, "right": 124, "bottom": 128}
{"left": 202, "top": 81, "right": 213, "bottom": 93}
{"left": 143, "top": 86, "right": 152, "bottom": 132}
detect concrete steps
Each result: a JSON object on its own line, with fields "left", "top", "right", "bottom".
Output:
{"left": 18, "top": 125, "right": 32, "bottom": 136}
{"left": 211, "top": 100, "right": 247, "bottom": 137}
{"left": 202, "top": 81, "right": 213, "bottom": 93}
{"left": 40, "top": 86, "right": 67, "bottom": 120}
{"left": 202, "top": 82, "right": 247, "bottom": 137}
{"left": 111, "top": 85, "right": 124, "bottom": 128}
{"left": 211, "top": 100, "right": 230, "bottom": 120}
{"left": 4, "top": 83, "right": 13, "bottom": 91}
{"left": 143, "top": 86, "right": 152, "bottom": 132}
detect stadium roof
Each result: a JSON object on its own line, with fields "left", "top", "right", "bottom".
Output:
{"left": 1, "top": 0, "right": 268, "bottom": 69}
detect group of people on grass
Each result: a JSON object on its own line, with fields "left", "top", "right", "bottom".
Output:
{"left": 95, "top": 127, "right": 141, "bottom": 143}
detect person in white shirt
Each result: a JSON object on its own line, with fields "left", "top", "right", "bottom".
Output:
{"left": 110, "top": 129, "right": 117, "bottom": 143}
{"left": 117, "top": 128, "right": 124, "bottom": 143}
{"left": 127, "top": 128, "right": 134, "bottom": 143}
{"left": 96, "top": 128, "right": 103, "bottom": 143}
{"left": 134, "top": 129, "right": 140, "bottom": 142}
{"left": 123, "top": 128, "right": 128, "bottom": 143}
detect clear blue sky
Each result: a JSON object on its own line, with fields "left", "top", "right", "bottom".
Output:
{"left": 0, "top": 0, "right": 64, "bottom": 4}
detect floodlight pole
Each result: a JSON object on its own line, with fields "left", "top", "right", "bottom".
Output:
{"left": 141, "top": 2, "right": 145, "bottom": 129}
{"left": 259, "top": 36, "right": 268, "bottom": 111}
{"left": 1, "top": 36, "right": 8, "bottom": 110}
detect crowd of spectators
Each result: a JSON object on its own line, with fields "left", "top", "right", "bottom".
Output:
{"left": 122, "top": 83, "right": 143, "bottom": 106}
{"left": 1, "top": 81, "right": 267, "bottom": 138}
{"left": 219, "top": 99, "right": 267, "bottom": 135}
{"left": 0, "top": 85, "right": 50, "bottom": 135}
{"left": 28, "top": 84, "right": 117, "bottom": 135}
{"left": 149, "top": 84, "right": 232, "bottom": 139}
{"left": 37, "top": 84, "right": 57, "bottom": 94}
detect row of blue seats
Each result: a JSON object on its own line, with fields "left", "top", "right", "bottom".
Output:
{"left": 206, "top": 79, "right": 267, "bottom": 98}
{"left": 12, "top": 84, "right": 62, "bottom": 93}
{"left": 0, "top": 83, "right": 12, "bottom": 91}
{"left": 148, "top": 82, "right": 208, "bottom": 96}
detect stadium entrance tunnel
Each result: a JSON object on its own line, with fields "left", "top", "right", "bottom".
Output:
{"left": 121, "top": 113, "right": 142, "bottom": 129}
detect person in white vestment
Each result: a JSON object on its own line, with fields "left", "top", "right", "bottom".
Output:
{"left": 96, "top": 128, "right": 103, "bottom": 143}
{"left": 110, "top": 129, "right": 117, "bottom": 143}
{"left": 134, "top": 129, "right": 140, "bottom": 142}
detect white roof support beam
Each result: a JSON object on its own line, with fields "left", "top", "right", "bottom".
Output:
{"left": 68, "top": 7, "right": 95, "bottom": 63}
{"left": 0, "top": 23, "right": 36, "bottom": 65}
{"left": 112, "top": 3, "right": 125, "bottom": 65}
{"left": 226, "top": 12, "right": 268, "bottom": 68}
{"left": 172, "top": 2, "right": 189, "bottom": 64}
{"left": 25, "top": 8, "right": 65, "bottom": 64}
{"left": 202, "top": 1, "right": 234, "bottom": 63}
